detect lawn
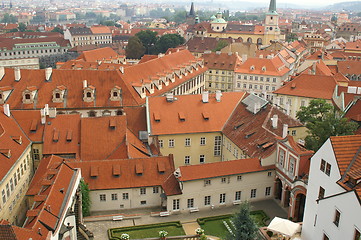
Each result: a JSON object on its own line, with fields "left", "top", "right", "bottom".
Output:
{"left": 108, "top": 221, "right": 185, "bottom": 240}
{"left": 197, "top": 210, "right": 269, "bottom": 239}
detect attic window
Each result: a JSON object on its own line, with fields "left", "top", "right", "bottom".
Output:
{"left": 109, "top": 119, "right": 116, "bottom": 129}
{"left": 53, "top": 130, "right": 59, "bottom": 142}
{"left": 262, "top": 142, "right": 274, "bottom": 149}
{"left": 153, "top": 112, "right": 161, "bottom": 122}
{"left": 0, "top": 149, "right": 11, "bottom": 158}
{"left": 291, "top": 82, "right": 296, "bottom": 89}
{"left": 11, "top": 136, "right": 22, "bottom": 145}
{"left": 157, "top": 161, "right": 165, "bottom": 174}
{"left": 234, "top": 123, "right": 244, "bottom": 130}
{"left": 262, "top": 66, "right": 266, "bottom": 71}
{"left": 113, "top": 165, "right": 121, "bottom": 177}
{"left": 250, "top": 65, "right": 255, "bottom": 71}
{"left": 136, "top": 162, "right": 143, "bottom": 175}
{"left": 25, "top": 94, "right": 31, "bottom": 99}
{"left": 90, "top": 166, "right": 99, "bottom": 178}
{"left": 257, "top": 141, "right": 269, "bottom": 148}
{"left": 178, "top": 112, "right": 186, "bottom": 121}
{"left": 202, "top": 112, "right": 210, "bottom": 120}
{"left": 66, "top": 130, "right": 72, "bottom": 142}
{"left": 245, "top": 131, "right": 255, "bottom": 138}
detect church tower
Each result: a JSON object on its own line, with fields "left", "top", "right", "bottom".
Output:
{"left": 186, "top": 2, "right": 196, "bottom": 25}
{"left": 264, "top": 0, "right": 282, "bottom": 43}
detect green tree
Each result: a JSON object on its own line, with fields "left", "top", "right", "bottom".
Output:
{"left": 1, "top": 13, "right": 17, "bottom": 23}
{"left": 227, "top": 202, "right": 257, "bottom": 240}
{"left": 80, "top": 179, "right": 91, "bottom": 217}
{"left": 296, "top": 99, "right": 358, "bottom": 151}
{"left": 155, "top": 34, "right": 185, "bottom": 53}
{"left": 213, "top": 40, "right": 229, "bottom": 52}
{"left": 126, "top": 36, "right": 146, "bottom": 59}
{"left": 135, "top": 30, "right": 158, "bottom": 54}
{"left": 51, "top": 26, "right": 64, "bottom": 34}
{"left": 100, "top": 20, "right": 116, "bottom": 26}
{"left": 18, "top": 23, "right": 27, "bottom": 32}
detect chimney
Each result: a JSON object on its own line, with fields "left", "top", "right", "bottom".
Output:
{"left": 3, "top": 104, "right": 10, "bottom": 117}
{"left": 312, "top": 62, "right": 316, "bottom": 75}
{"left": 272, "top": 114, "right": 278, "bottom": 129}
{"left": 45, "top": 67, "right": 52, "bottom": 81}
{"left": 253, "top": 102, "right": 260, "bottom": 114}
{"left": 216, "top": 51, "right": 221, "bottom": 55}
{"left": 259, "top": 54, "right": 263, "bottom": 58}
{"left": 83, "top": 80, "right": 87, "bottom": 88}
{"left": 40, "top": 108, "right": 46, "bottom": 125}
{"left": 44, "top": 104, "right": 49, "bottom": 115}
{"left": 202, "top": 91, "right": 209, "bottom": 103}
{"left": 215, "top": 90, "right": 222, "bottom": 102}
{"left": 242, "top": 54, "right": 248, "bottom": 62}
{"left": 48, "top": 108, "right": 57, "bottom": 118}
{"left": 282, "top": 124, "right": 288, "bottom": 138}
{"left": 14, "top": 68, "right": 21, "bottom": 81}
{"left": 166, "top": 93, "right": 174, "bottom": 102}
{"left": 119, "top": 66, "right": 124, "bottom": 74}
{"left": 0, "top": 67, "right": 4, "bottom": 80}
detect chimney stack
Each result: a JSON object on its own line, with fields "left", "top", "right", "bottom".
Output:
{"left": 44, "top": 104, "right": 49, "bottom": 115}
{"left": 40, "top": 108, "right": 46, "bottom": 125}
{"left": 282, "top": 124, "right": 289, "bottom": 138}
{"left": 14, "top": 68, "right": 21, "bottom": 81}
{"left": 3, "top": 104, "right": 10, "bottom": 117}
{"left": 119, "top": 66, "right": 124, "bottom": 74}
{"left": 202, "top": 91, "right": 209, "bottom": 103}
{"left": 45, "top": 67, "right": 52, "bottom": 81}
{"left": 272, "top": 114, "right": 278, "bottom": 129}
{"left": 0, "top": 67, "right": 4, "bottom": 80}
{"left": 215, "top": 90, "right": 222, "bottom": 102}
{"left": 83, "top": 80, "right": 87, "bottom": 88}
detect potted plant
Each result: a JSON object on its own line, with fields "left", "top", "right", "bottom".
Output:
{"left": 195, "top": 228, "right": 204, "bottom": 236}
{"left": 120, "top": 233, "right": 130, "bottom": 240}
{"left": 159, "top": 230, "right": 168, "bottom": 239}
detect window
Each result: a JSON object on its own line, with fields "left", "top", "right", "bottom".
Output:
{"left": 111, "top": 193, "right": 118, "bottom": 201}
{"left": 320, "top": 159, "right": 326, "bottom": 172}
{"left": 140, "top": 188, "right": 146, "bottom": 195}
{"left": 187, "top": 198, "right": 194, "bottom": 208}
{"left": 237, "top": 175, "right": 242, "bottom": 181}
{"left": 6, "top": 184, "right": 10, "bottom": 198}
{"left": 13, "top": 174, "right": 17, "bottom": 186}
{"left": 159, "top": 140, "right": 163, "bottom": 148}
{"left": 318, "top": 186, "right": 325, "bottom": 200}
{"left": 204, "top": 196, "right": 211, "bottom": 205}
{"left": 221, "top": 177, "right": 226, "bottom": 183}
{"left": 100, "top": 194, "right": 106, "bottom": 201}
{"left": 168, "top": 139, "right": 174, "bottom": 148}
{"left": 153, "top": 187, "right": 159, "bottom": 194}
{"left": 235, "top": 191, "right": 241, "bottom": 201}
{"left": 279, "top": 149, "right": 285, "bottom": 167}
{"left": 265, "top": 187, "right": 271, "bottom": 196}
{"left": 184, "top": 156, "right": 190, "bottom": 165}
{"left": 200, "top": 155, "right": 205, "bottom": 163}
{"left": 220, "top": 193, "right": 226, "bottom": 204}
{"left": 33, "top": 148, "right": 40, "bottom": 160}
{"left": 173, "top": 199, "right": 180, "bottom": 210}
{"left": 291, "top": 130, "right": 296, "bottom": 136}
{"left": 204, "top": 179, "right": 211, "bottom": 186}
{"left": 289, "top": 157, "right": 296, "bottom": 174}
{"left": 200, "top": 137, "right": 206, "bottom": 146}
{"left": 251, "top": 189, "right": 257, "bottom": 198}
{"left": 326, "top": 163, "right": 331, "bottom": 176}
{"left": 9, "top": 179, "right": 14, "bottom": 192}
{"left": 185, "top": 138, "right": 191, "bottom": 147}
{"left": 333, "top": 209, "right": 340, "bottom": 227}
{"left": 2, "top": 190, "right": 6, "bottom": 204}
{"left": 141, "top": 200, "right": 147, "bottom": 205}
{"left": 214, "top": 136, "right": 222, "bottom": 156}
{"left": 273, "top": 78, "right": 276, "bottom": 82}
{"left": 122, "top": 193, "right": 129, "bottom": 200}
{"left": 268, "top": 171, "right": 272, "bottom": 177}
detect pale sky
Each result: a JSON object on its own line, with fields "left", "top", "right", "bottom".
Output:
{"left": 248, "top": 0, "right": 361, "bottom": 6}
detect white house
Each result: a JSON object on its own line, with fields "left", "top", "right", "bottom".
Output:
{"left": 302, "top": 135, "right": 361, "bottom": 240}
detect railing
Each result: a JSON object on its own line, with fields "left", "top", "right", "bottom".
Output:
{"left": 132, "top": 235, "right": 200, "bottom": 240}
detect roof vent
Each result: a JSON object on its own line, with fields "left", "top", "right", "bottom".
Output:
{"left": 14, "top": 68, "right": 21, "bottom": 81}
{"left": 66, "top": 130, "right": 72, "bottom": 142}
{"left": 215, "top": 90, "right": 222, "bottom": 102}
{"left": 139, "top": 131, "right": 148, "bottom": 143}
{"left": 178, "top": 112, "right": 186, "bottom": 121}
{"left": 113, "top": 165, "right": 121, "bottom": 177}
{"left": 202, "top": 91, "right": 209, "bottom": 103}
{"left": 271, "top": 114, "right": 278, "bottom": 129}
{"left": 202, "top": 111, "right": 210, "bottom": 120}
{"left": 166, "top": 93, "right": 174, "bottom": 102}
{"left": 109, "top": 119, "right": 116, "bottom": 129}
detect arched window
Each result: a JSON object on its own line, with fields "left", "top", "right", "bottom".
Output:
{"left": 55, "top": 92, "right": 60, "bottom": 99}
{"left": 25, "top": 94, "right": 31, "bottom": 100}
{"left": 113, "top": 91, "right": 118, "bottom": 97}
{"left": 86, "top": 92, "right": 92, "bottom": 98}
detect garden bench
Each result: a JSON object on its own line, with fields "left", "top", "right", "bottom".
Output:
{"left": 112, "top": 215, "right": 124, "bottom": 221}
{"left": 233, "top": 200, "right": 241, "bottom": 205}
{"left": 189, "top": 207, "right": 199, "bottom": 213}
{"left": 160, "top": 211, "right": 170, "bottom": 217}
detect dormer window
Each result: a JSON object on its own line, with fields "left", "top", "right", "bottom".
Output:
{"left": 250, "top": 65, "right": 255, "bottom": 71}
{"left": 83, "top": 86, "right": 95, "bottom": 102}
{"left": 22, "top": 87, "right": 37, "bottom": 104}
{"left": 110, "top": 86, "right": 122, "bottom": 101}
{"left": 86, "top": 92, "right": 91, "bottom": 98}
{"left": 262, "top": 66, "right": 267, "bottom": 71}
{"left": 52, "top": 86, "right": 66, "bottom": 103}
{"left": 25, "top": 94, "right": 30, "bottom": 99}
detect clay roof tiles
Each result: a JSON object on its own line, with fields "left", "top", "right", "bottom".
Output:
{"left": 203, "top": 52, "right": 241, "bottom": 71}
{"left": 235, "top": 56, "right": 290, "bottom": 76}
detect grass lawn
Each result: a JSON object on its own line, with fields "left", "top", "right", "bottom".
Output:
{"left": 108, "top": 221, "right": 185, "bottom": 240}
{"left": 197, "top": 210, "right": 269, "bottom": 239}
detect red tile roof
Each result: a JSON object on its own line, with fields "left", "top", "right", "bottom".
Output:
{"left": 345, "top": 40, "right": 361, "bottom": 51}
{"left": 76, "top": 47, "right": 121, "bottom": 62}
{"left": 178, "top": 158, "right": 273, "bottom": 181}
{"left": 203, "top": 52, "right": 241, "bottom": 71}
{"left": 274, "top": 74, "right": 338, "bottom": 99}
{"left": 148, "top": 92, "right": 246, "bottom": 135}
{"left": 235, "top": 56, "right": 290, "bottom": 76}
{"left": 11, "top": 110, "right": 45, "bottom": 143}
{"left": 0, "top": 37, "right": 70, "bottom": 50}
{"left": 337, "top": 61, "right": 361, "bottom": 75}
{"left": 90, "top": 26, "right": 111, "bottom": 34}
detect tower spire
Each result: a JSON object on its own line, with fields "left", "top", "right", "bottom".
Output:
{"left": 189, "top": 2, "right": 195, "bottom": 17}
{"left": 268, "top": 0, "right": 276, "bottom": 13}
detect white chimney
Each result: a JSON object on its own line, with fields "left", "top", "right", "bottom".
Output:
{"left": 259, "top": 54, "right": 263, "bottom": 58}
{"left": 253, "top": 102, "right": 260, "bottom": 114}
{"left": 44, "top": 104, "right": 49, "bottom": 115}
{"left": 3, "top": 104, "right": 10, "bottom": 117}
{"left": 14, "top": 68, "right": 21, "bottom": 81}
{"left": 215, "top": 90, "right": 222, "bottom": 102}
{"left": 45, "top": 67, "right": 52, "bottom": 81}
{"left": 202, "top": 91, "right": 209, "bottom": 103}
{"left": 242, "top": 54, "right": 248, "bottom": 63}
{"left": 166, "top": 93, "right": 174, "bottom": 102}
{"left": 119, "top": 66, "right": 124, "bottom": 74}
{"left": 272, "top": 114, "right": 278, "bottom": 129}
{"left": 40, "top": 108, "right": 46, "bottom": 125}
{"left": 49, "top": 108, "right": 57, "bottom": 118}
{"left": 83, "top": 80, "right": 87, "bottom": 88}
{"left": 0, "top": 67, "right": 4, "bottom": 80}
{"left": 282, "top": 124, "right": 289, "bottom": 138}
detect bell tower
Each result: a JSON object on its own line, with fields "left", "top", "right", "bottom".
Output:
{"left": 264, "top": 0, "right": 281, "bottom": 43}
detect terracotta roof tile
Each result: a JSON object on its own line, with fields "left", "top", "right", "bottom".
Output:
{"left": 235, "top": 56, "right": 290, "bottom": 76}
{"left": 203, "top": 52, "right": 241, "bottom": 71}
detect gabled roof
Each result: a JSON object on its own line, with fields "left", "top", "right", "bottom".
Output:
{"left": 68, "top": 27, "right": 92, "bottom": 35}
{"left": 274, "top": 74, "right": 338, "bottom": 99}
{"left": 235, "top": 56, "right": 290, "bottom": 76}
{"left": 76, "top": 47, "right": 121, "bottom": 62}
{"left": 203, "top": 52, "right": 241, "bottom": 71}
{"left": 337, "top": 61, "right": 361, "bottom": 75}
{"left": 185, "top": 36, "right": 238, "bottom": 53}
{"left": 90, "top": 26, "right": 111, "bottom": 34}
{"left": 178, "top": 158, "right": 273, "bottom": 181}
{"left": 0, "top": 37, "right": 70, "bottom": 50}
{"left": 148, "top": 92, "right": 246, "bottom": 135}
{"left": 11, "top": 110, "right": 45, "bottom": 143}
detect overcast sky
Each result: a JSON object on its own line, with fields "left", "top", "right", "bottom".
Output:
{"left": 251, "top": 0, "right": 361, "bottom": 6}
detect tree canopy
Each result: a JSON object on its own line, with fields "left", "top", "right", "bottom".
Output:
{"left": 296, "top": 99, "right": 358, "bottom": 151}
{"left": 227, "top": 202, "right": 257, "bottom": 240}
{"left": 213, "top": 40, "right": 229, "bottom": 52}
{"left": 135, "top": 30, "right": 158, "bottom": 54}
{"left": 51, "top": 26, "right": 64, "bottom": 34}
{"left": 126, "top": 36, "right": 145, "bottom": 59}
{"left": 155, "top": 34, "right": 185, "bottom": 53}
{"left": 1, "top": 13, "right": 17, "bottom": 23}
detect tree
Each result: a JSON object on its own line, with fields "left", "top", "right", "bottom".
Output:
{"left": 135, "top": 30, "right": 158, "bottom": 54}
{"left": 126, "top": 36, "right": 146, "bottom": 59}
{"left": 213, "top": 40, "right": 229, "bottom": 52}
{"left": 18, "top": 23, "right": 27, "bottom": 32}
{"left": 155, "top": 34, "right": 185, "bottom": 53}
{"left": 80, "top": 179, "right": 91, "bottom": 217}
{"left": 1, "top": 13, "right": 17, "bottom": 23}
{"left": 296, "top": 99, "right": 358, "bottom": 151}
{"left": 51, "top": 26, "right": 64, "bottom": 34}
{"left": 227, "top": 202, "right": 257, "bottom": 240}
